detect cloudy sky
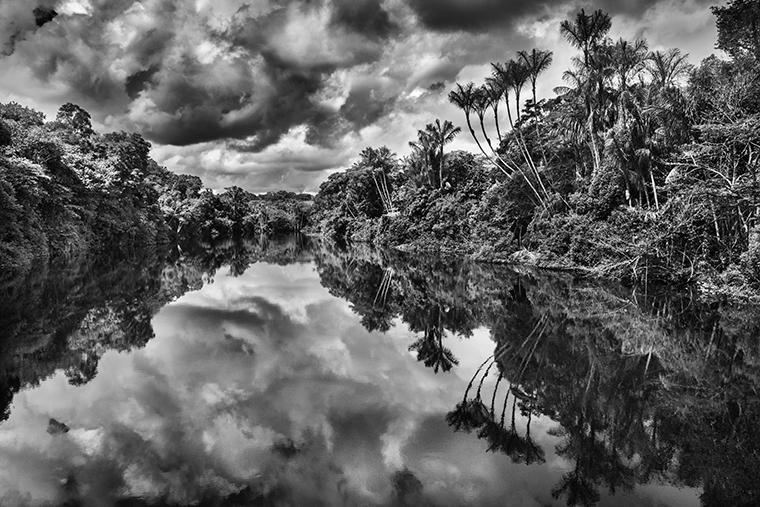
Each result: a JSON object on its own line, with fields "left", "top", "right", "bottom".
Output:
{"left": 0, "top": 0, "right": 719, "bottom": 192}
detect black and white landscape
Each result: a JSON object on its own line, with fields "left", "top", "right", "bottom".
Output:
{"left": 1, "top": 1, "right": 760, "bottom": 506}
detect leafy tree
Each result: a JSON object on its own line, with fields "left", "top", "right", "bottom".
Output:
{"left": 56, "top": 103, "right": 94, "bottom": 137}
{"left": 0, "top": 102, "right": 45, "bottom": 126}
{"left": 712, "top": 0, "right": 760, "bottom": 60}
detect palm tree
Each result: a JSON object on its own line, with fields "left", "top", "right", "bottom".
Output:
{"left": 491, "top": 62, "right": 515, "bottom": 128}
{"left": 518, "top": 49, "right": 554, "bottom": 113}
{"left": 609, "top": 38, "right": 649, "bottom": 94}
{"left": 507, "top": 59, "right": 530, "bottom": 123}
{"left": 425, "top": 119, "right": 461, "bottom": 189}
{"left": 559, "top": 9, "right": 612, "bottom": 177}
{"left": 410, "top": 120, "right": 461, "bottom": 189}
{"left": 449, "top": 82, "right": 490, "bottom": 161}
{"left": 473, "top": 86, "right": 500, "bottom": 157}
{"left": 647, "top": 48, "right": 691, "bottom": 89}
{"left": 358, "top": 146, "right": 396, "bottom": 213}
{"left": 484, "top": 77, "right": 505, "bottom": 141}
{"left": 518, "top": 49, "right": 554, "bottom": 164}
{"left": 560, "top": 8, "right": 613, "bottom": 125}
{"left": 560, "top": 9, "right": 612, "bottom": 70}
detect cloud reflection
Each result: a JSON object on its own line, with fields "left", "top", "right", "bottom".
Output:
{"left": 0, "top": 262, "right": 697, "bottom": 506}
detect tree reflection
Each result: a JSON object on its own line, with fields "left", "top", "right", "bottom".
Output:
{"left": 314, "top": 244, "right": 760, "bottom": 507}
{"left": 0, "top": 235, "right": 312, "bottom": 420}
{"left": 408, "top": 305, "right": 459, "bottom": 373}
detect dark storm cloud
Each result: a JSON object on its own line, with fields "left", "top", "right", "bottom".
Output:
{"left": 125, "top": 66, "right": 159, "bottom": 100}
{"left": 594, "top": 0, "right": 715, "bottom": 18}
{"left": 32, "top": 7, "right": 58, "bottom": 27}
{"left": 330, "top": 0, "right": 398, "bottom": 40}
{"left": 339, "top": 80, "right": 398, "bottom": 129}
{"left": 406, "top": 0, "right": 715, "bottom": 32}
{"left": 405, "top": 0, "right": 558, "bottom": 32}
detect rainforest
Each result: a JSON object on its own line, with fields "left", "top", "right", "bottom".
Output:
{"left": 2, "top": 2, "right": 760, "bottom": 506}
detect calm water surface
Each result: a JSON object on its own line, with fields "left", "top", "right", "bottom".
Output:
{"left": 0, "top": 239, "right": 757, "bottom": 506}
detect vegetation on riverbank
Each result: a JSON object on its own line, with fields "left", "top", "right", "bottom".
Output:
{"left": 311, "top": 1, "right": 760, "bottom": 297}
{"left": 0, "top": 102, "right": 311, "bottom": 273}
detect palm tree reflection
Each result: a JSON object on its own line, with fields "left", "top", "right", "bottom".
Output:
{"left": 408, "top": 306, "right": 459, "bottom": 373}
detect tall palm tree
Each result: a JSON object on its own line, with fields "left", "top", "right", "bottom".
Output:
{"left": 609, "top": 38, "right": 649, "bottom": 94}
{"left": 484, "top": 77, "right": 505, "bottom": 141}
{"left": 518, "top": 49, "right": 554, "bottom": 112}
{"left": 491, "top": 62, "right": 515, "bottom": 128}
{"left": 647, "top": 48, "right": 691, "bottom": 89}
{"left": 560, "top": 8, "right": 613, "bottom": 131}
{"left": 411, "top": 120, "right": 461, "bottom": 189}
{"left": 518, "top": 49, "right": 554, "bottom": 165}
{"left": 473, "top": 86, "right": 500, "bottom": 157}
{"left": 560, "top": 9, "right": 612, "bottom": 69}
{"left": 507, "top": 59, "right": 530, "bottom": 122}
{"left": 449, "top": 82, "right": 490, "bottom": 161}
{"left": 425, "top": 119, "right": 461, "bottom": 189}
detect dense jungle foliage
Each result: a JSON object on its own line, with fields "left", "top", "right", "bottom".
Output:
{"left": 0, "top": 102, "right": 311, "bottom": 273}
{"left": 311, "top": 1, "right": 760, "bottom": 297}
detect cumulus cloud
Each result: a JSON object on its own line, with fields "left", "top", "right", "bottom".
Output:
{"left": 0, "top": 0, "right": 719, "bottom": 191}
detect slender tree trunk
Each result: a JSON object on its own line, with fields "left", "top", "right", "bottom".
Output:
{"left": 588, "top": 113, "right": 601, "bottom": 176}
{"left": 515, "top": 89, "right": 522, "bottom": 122}
{"left": 650, "top": 169, "right": 659, "bottom": 210}
{"left": 439, "top": 144, "right": 444, "bottom": 189}
{"left": 464, "top": 357, "right": 494, "bottom": 403}
{"left": 532, "top": 78, "right": 549, "bottom": 166}
{"left": 465, "top": 114, "right": 492, "bottom": 162}
{"left": 505, "top": 95, "right": 514, "bottom": 129}
{"left": 492, "top": 103, "right": 502, "bottom": 142}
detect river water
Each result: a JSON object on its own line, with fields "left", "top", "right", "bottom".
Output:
{"left": 0, "top": 237, "right": 757, "bottom": 506}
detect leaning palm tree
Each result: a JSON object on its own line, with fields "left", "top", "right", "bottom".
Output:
{"left": 473, "top": 86, "right": 500, "bottom": 158}
{"left": 518, "top": 49, "right": 554, "bottom": 112}
{"left": 484, "top": 76, "right": 506, "bottom": 141}
{"left": 647, "top": 48, "right": 691, "bottom": 89}
{"left": 491, "top": 62, "right": 515, "bottom": 128}
{"left": 449, "top": 82, "right": 491, "bottom": 162}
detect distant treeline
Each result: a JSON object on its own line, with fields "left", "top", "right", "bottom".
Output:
{"left": 0, "top": 102, "right": 312, "bottom": 272}
{"left": 310, "top": 1, "right": 760, "bottom": 298}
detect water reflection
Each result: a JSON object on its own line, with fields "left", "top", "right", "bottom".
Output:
{"left": 0, "top": 238, "right": 757, "bottom": 505}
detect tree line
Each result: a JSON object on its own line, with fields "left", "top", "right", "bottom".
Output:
{"left": 312, "top": 0, "right": 760, "bottom": 296}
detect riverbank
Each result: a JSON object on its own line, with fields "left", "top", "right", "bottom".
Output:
{"left": 0, "top": 101, "right": 312, "bottom": 275}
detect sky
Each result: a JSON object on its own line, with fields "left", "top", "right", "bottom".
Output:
{"left": 0, "top": 0, "right": 720, "bottom": 192}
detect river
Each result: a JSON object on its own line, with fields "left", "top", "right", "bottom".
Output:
{"left": 0, "top": 237, "right": 757, "bottom": 506}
